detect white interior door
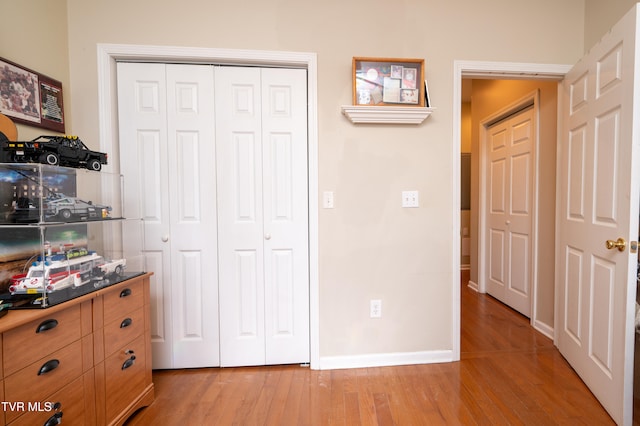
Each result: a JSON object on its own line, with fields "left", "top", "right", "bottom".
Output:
{"left": 557, "top": 5, "right": 640, "bottom": 425}
{"left": 216, "top": 66, "right": 309, "bottom": 367}
{"left": 485, "top": 107, "right": 534, "bottom": 317}
{"left": 117, "top": 62, "right": 220, "bottom": 369}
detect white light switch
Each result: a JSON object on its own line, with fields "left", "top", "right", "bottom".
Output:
{"left": 323, "top": 191, "right": 334, "bottom": 208}
{"left": 402, "top": 190, "right": 419, "bottom": 208}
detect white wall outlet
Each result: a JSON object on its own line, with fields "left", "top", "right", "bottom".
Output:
{"left": 370, "top": 299, "right": 382, "bottom": 318}
{"left": 323, "top": 191, "right": 334, "bottom": 208}
{"left": 402, "top": 190, "right": 419, "bottom": 208}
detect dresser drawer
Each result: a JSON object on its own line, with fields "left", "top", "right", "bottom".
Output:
{"left": 103, "top": 280, "right": 144, "bottom": 325}
{"left": 8, "top": 375, "right": 87, "bottom": 426}
{"left": 103, "top": 306, "right": 144, "bottom": 357}
{"left": 3, "top": 305, "right": 81, "bottom": 377}
{"left": 105, "top": 334, "right": 147, "bottom": 421}
{"left": 4, "top": 340, "right": 83, "bottom": 423}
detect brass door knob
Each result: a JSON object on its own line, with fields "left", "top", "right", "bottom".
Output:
{"left": 605, "top": 237, "right": 626, "bottom": 252}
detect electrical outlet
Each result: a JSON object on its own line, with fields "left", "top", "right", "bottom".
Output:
{"left": 370, "top": 299, "right": 382, "bottom": 318}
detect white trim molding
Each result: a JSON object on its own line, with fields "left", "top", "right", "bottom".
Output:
{"left": 319, "top": 350, "right": 454, "bottom": 370}
{"left": 96, "top": 43, "right": 320, "bottom": 369}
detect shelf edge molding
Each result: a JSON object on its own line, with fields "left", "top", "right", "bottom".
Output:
{"left": 341, "top": 105, "right": 435, "bottom": 124}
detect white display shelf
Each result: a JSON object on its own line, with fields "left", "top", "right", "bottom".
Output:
{"left": 341, "top": 105, "right": 434, "bottom": 124}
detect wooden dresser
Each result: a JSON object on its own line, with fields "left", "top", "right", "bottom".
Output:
{"left": 0, "top": 273, "right": 154, "bottom": 425}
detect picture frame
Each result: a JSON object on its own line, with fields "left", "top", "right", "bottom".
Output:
{"left": 353, "top": 57, "right": 426, "bottom": 107}
{"left": 0, "top": 57, "right": 65, "bottom": 133}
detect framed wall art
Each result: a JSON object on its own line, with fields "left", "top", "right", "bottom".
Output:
{"left": 0, "top": 57, "right": 65, "bottom": 133}
{"left": 353, "top": 57, "right": 426, "bottom": 107}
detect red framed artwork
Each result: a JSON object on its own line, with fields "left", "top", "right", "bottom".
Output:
{"left": 0, "top": 57, "right": 65, "bottom": 133}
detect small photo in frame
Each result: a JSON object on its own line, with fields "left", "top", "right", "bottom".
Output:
{"left": 353, "top": 57, "right": 425, "bottom": 107}
{"left": 402, "top": 68, "right": 417, "bottom": 89}
{"left": 400, "top": 89, "right": 419, "bottom": 104}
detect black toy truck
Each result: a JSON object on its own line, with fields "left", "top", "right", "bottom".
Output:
{"left": 1, "top": 135, "right": 107, "bottom": 171}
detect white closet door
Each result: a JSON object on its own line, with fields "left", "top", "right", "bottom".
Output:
{"left": 165, "top": 64, "right": 219, "bottom": 368}
{"left": 261, "top": 68, "right": 309, "bottom": 365}
{"left": 217, "top": 67, "right": 309, "bottom": 366}
{"left": 117, "top": 63, "right": 220, "bottom": 369}
{"left": 485, "top": 107, "right": 534, "bottom": 317}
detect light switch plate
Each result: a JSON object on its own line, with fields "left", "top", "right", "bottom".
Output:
{"left": 402, "top": 190, "right": 419, "bottom": 208}
{"left": 323, "top": 191, "right": 334, "bottom": 208}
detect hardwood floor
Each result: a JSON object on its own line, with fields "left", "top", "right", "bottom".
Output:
{"left": 125, "top": 274, "right": 614, "bottom": 425}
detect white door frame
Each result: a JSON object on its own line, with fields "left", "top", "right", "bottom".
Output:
{"left": 96, "top": 43, "right": 320, "bottom": 369}
{"left": 451, "top": 61, "right": 571, "bottom": 360}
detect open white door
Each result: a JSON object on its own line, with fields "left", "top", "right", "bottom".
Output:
{"left": 557, "top": 5, "right": 640, "bottom": 425}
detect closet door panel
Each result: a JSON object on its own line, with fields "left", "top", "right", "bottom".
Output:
{"left": 216, "top": 66, "right": 266, "bottom": 366}
{"left": 262, "top": 68, "right": 309, "bottom": 364}
{"left": 166, "top": 64, "right": 219, "bottom": 368}
{"left": 118, "top": 63, "right": 173, "bottom": 368}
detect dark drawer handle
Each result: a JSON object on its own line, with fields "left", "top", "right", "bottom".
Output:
{"left": 43, "top": 411, "right": 63, "bottom": 426}
{"left": 38, "top": 359, "right": 60, "bottom": 376}
{"left": 122, "top": 355, "right": 136, "bottom": 370}
{"left": 120, "top": 317, "right": 133, "bottom": 328}
{"left": 120, "top": 288, "right": 132, "bottom": 298}
{"left": 36, "top": 319, "right": 59, "bottom": 334}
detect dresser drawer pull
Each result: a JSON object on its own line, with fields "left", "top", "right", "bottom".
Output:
{"left": 120, "top": 317, "right": 133, "bottom": 328}
{"left": 43, "top": 410, "right": 62, "bottom": 426}
{"left": 122, "top": 354, "right": 137, "bottom": 370}
{"left": 36, "top": 319, "right": 59, "bottom": 334}
{"left": 38, "top": 359, "right": 60, "bottom": 376}
{"left": 120, "top": 288, "right": 132, "bottom": 298}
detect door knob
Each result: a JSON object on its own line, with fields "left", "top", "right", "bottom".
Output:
{"left": 265, "top": 233, "right": 271, "bottom": 240}
{"left": 162, "top": 235, "right": 169, "bottom": 242}
{"left": 605, "top": 237, "right": 626, "bottom": 252}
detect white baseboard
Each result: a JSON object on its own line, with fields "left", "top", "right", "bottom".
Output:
{"left": 467, "top": 280, "right": 478, "bottom": 292}
{"left": 318, "top": 350, "right": 454, "bottom": 370}
{"left": 533, "top": 320, "right": 554, "bottom": 340}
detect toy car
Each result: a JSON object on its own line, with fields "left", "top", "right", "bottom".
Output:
{"left": 1, "top": 135, "right": 107, "bottom": 171}
{"left": 9, "top": 247, "right": 126, "bottom": 294}
{"left": 43, "top": 194, "right": 111, "bottom": 221}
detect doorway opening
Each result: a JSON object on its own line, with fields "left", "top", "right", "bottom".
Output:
{"left": 452, "top": 61, "right": 571, "bottom": 359}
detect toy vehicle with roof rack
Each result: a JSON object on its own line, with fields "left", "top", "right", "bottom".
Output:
{"left": 1, "top": 135, "right": 107, "bottom": 171}
{"left": 9, "top": 246, "right": 126, "bottom": 294}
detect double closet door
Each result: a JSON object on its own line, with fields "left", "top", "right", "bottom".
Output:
{"left": 117, "top": 62, "right": 309, "bottom": 369}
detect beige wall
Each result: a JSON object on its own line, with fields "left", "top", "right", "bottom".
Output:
{"left": 584, "top": 0, "right": 638, "bottom": 50}
{"left": 0, "top": 1, "right": 71, "bottom": 140}
{"left": 6, "top": 0, "right": 585, "bottom": 361}
{"left": 469, "top": 79, "right": 558, "bottom": 328}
